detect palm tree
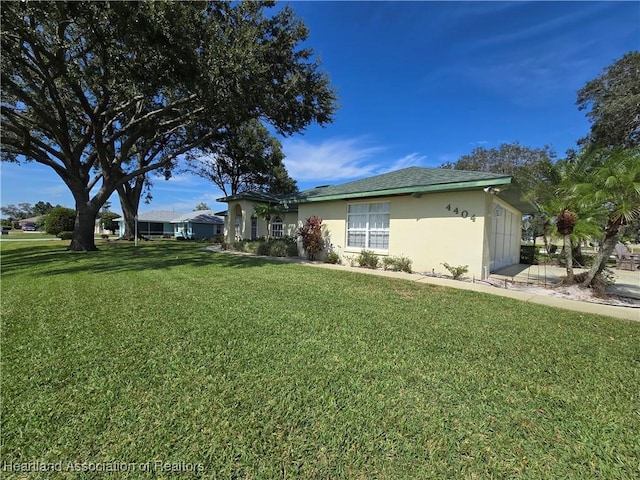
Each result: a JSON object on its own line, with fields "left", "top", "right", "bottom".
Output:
{"left": 571, "top": 148, "right": 640, "bottom": 287}
{"left": 531, "top": 156, "right": 604, "bottom": 283}
{"left": 556, "top": 209, "right": 577, "bottom": 283}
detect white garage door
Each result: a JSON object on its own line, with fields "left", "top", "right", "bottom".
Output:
{"left": 490, "top": 207, "right": 519, "bottom": 271}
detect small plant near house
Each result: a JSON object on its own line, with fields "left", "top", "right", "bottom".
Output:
{"left": 297, "top": 216, "right": 324, "bottom": 260}
{"left": 343, "top": 254, "right": 357, "bottom": 267}
{"left": 382, "top": 255, "right": 413, "bottom": 273}
{"left": 442, "top": 262, "right": 468, "bottom": 280}
{"left": 324, "top": 251, "right": 340, "bottom": 264}
{"left": 357, "top": 249, "right": 379, "bottom": 269}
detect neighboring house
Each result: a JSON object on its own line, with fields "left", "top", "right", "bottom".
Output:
{"left": 218, "top": 166, "right": 535, "bottom": 279}
{"left": 170, "top": 210, "right": 224, "bottom": 239}
{"left": 18, "top": 216, "right": 43, "bottom": 230}
{"left": 115, "top": 210, "right": 224, "bottom": 239}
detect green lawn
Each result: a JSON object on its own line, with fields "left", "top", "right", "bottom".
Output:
{"left": 0, "top": 231, "right": 59, "bottom": 239}
{"left": 1, "top": 241, "right": 639, "bottom": 479}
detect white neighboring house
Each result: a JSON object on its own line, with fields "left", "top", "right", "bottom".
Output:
{"left": 115, "top": 210, "right": 224, "bottom": 239}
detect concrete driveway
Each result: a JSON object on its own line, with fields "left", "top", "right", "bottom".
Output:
{"left": 491, "top": 264, "right": 640, "bottom": 300}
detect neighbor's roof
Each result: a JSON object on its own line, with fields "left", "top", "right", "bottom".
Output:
{"left": 170, "top": 210, "right": 224, "bottom": 224}
{"left": 114, "top": 210, "right": 182, "bottom": 223}
{"left": 288, "top": 167, "right": 513, "bottom": 203}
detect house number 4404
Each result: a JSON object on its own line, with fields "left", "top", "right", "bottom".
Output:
{"left": 445, "top": 204, "right": 476, "bottom": 222}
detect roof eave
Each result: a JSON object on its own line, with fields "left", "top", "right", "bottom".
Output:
{"left": 291, "top": 177, "right": 512, "bottom": 204}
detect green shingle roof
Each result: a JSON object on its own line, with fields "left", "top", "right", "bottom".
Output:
{"left": 288, "top": 167, "right": 512, "bottom": 203}
{"left": 217, "top": 167, "right": 537, "bottom": 213}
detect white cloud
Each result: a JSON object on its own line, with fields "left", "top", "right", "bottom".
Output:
{"left": 282, "top": 137, "right": 384, "bottom": 182}
{"left": 383, "top": 152, "right": 427, "bottom": 172}
{"left": 282, "top": 137, "right": 427, "bottom": 183}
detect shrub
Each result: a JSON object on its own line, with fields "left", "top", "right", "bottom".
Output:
{"left": 357, "top": 250, "right": 379, "bottom": 269}
{"left": 382, "top": 255, "right": 412, "bottom": 273}
{"left": 324, "top": 251, "right": 340, "bottom": 264}
{"left": 45, "top": 206, "right": 75, "bottom": 235}
{"left": 256, "top": 242, "right": 271, "bottom": 256}
{"left": 344, "top": 255, "right": 357, "bottom": 267}
{"left": 212, "top": 235, "right": 225, "bottom": 244}
{"left": 57, "top": 231, "right": 74, "bottom": 240}
{"left": 297, "top": 216, "right": 324, "bottom": 260}
{"left": 226, "top": 238, "right": 297, "bottom": 257}
{"left": 442, "top": 262, "right": 468, "bottom": 280}
{"left": 267, "top": 238, "right": 298, "bottom": 257}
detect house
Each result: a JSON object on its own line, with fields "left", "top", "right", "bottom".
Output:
{"left": 18, "top": 216, "right": 43, "bottom": 230}
{"left": 170, "top": 210, "right": 224, "bottom": 239}
{"left": 218, "top": 166, "right": 535, "bottom": 279}
{"left": 115, "top": 210, "right": 224, "bottom": 239}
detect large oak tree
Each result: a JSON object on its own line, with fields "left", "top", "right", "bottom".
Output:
{"left": 1, "top": 1, "right": 336, "bottom": 250}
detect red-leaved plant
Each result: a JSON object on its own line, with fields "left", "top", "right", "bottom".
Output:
{"left": 297, "top": 216, "right": 324, "bottom": 260}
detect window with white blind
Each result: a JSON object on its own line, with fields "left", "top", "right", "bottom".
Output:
{"left": 347, "top": 202, "right": 390, "bottom": 250}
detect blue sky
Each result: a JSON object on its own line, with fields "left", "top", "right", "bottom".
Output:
{"left": 1, "top": 1, "right": 638, "bottom": 215}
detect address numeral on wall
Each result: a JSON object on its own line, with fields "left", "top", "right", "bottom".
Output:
{"left": 445, "top": 204, "right": 476, "bottom": 222}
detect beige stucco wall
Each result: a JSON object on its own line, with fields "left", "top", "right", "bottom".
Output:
{"left": 298, "top": 190, "right": 522, "bottom": 279}
{"left": 224, "top": 191, "right": 522, "bottom": 279}
{"left": 224, "top": 200, "right": 298, "bottom": 241}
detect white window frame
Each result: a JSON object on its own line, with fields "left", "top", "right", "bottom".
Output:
{"left": 271, "top": 216, "right": 284, "bottom": 238}
{"left": 346, "top": 201, "right": 390, "bottom": 251}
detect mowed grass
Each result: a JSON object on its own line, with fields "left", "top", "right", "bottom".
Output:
{"left": 1, "top": 241, "right": 639, "bottom": 479}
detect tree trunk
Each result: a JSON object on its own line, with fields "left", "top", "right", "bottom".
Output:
{"left": 68, "top": 204, "right": 99, "bottom": 251}
{"left": 562, "top": 234, "right": 574, "bottom": 284}
{"left": 117, "top": 178, "right": 144, "bottom": 240}
{"left": 581, "top": 220, "right": 622, "bottom": 287}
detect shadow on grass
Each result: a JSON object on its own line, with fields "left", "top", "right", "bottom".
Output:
{"left": 0, "top": 241, "right": 281, "bottom": 278}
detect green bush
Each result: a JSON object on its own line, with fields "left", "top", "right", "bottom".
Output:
{"left": 324, "top": 251, "right": 340, "bottom": 264}
{"left": 225, "top": 237, "right": 297, "bottom": 257}
{"left": 45, "top": 206, "right": 75, "bottom": 235}
{"left": 256, "top": 242, "right": 271, "bottom": 256}
{"left": 267, "top": 238, "right": 298, "bottom": 257}
{"left": 57, "top": 231, "right": 74, "bottom": 240}
{"left": 382, "top": 255, "right": 412, "bottom": 273}
{"left": 357, "top": 250, "right": 379, "bottom": 269}
{"left": 442, "top": 262, "right": 468, "bottom": 280}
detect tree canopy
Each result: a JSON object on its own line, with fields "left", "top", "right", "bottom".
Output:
{"left": 1, "top": 201, "right": 56, "bottom": 220}
{"left": 189, "top": 118, "right": 298, "bottom": 197}
{"left": 1, "top": 1, "right": 337, "bottom": 250}
{"left": 576, "top": 51, "right": 640, "bottom": 149}
{"left": 440, "top": 142, "right": 556, "bottom": 194}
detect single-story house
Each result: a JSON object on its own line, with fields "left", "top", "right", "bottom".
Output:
{"left": 218, "top": 166, "right": 536, "bottom": 279}
{"left": 18, "top": 216, "right": 43, "bottom": 230}
{"left": 170, "top": 210, "right": 224, "bottom": 239}
{"left": 115, "top": 210, "right": 224, "bottom": 239}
